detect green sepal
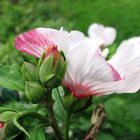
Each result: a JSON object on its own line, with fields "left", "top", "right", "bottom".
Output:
{"left": 21, "top": 62, "right": 37, "bottom": 81}
{"left": 25, "top": 81, "right": 45, "bottom": 104}
{"left": 46, "top": 75, "right": 61, "bottom": 88}
{"left": 60, "top": 51, "right": 66, "bottom": 61}
{"left": 59, "top": 61, "right": 67, "bottom": 78}
{"left": 53, "top": 58, "right": 63, "bottom": 74}
{"left": 37, "top": 52, "right": 45, "bottom": 69}
{"left": 63, "top": 88, "right": 93, "bottom": 113}
{"left": 44, "top": 74, "right": 55, "bottom": 83}
{"left": 72, "top": 97, "right": 93, "bottom": 113}
{"left": 62, "top": 90, "right": 76, "bottom": 110}
{"left": 43, "top": 74, "right": 61, "bottom": 88}
{"left": 36, "top": 52, "right": 45, "bottom": 80}
{"left": 39, "top": 56, "right": 53, "bottom": 83}
{"left": 53, "top": 58, "right": 67, "bottom": 78}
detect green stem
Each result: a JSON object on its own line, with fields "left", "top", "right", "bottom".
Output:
{"left": 64, "top": 111, "right": 71, "bottom": 140}
{"left": 45, "top": 91, "right": 64, "bottom": 140}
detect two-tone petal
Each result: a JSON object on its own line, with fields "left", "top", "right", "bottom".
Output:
{"left": 63, "top": 38, "right": 121, "bottom": 98}
{"left": 15, "top": 28, "right": 85, "bottom": 58}
{"left": 92, "top": 37, "right": 140, "bottom": 95}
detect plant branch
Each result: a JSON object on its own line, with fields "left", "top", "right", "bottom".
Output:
{"left": 84, "top": 104, "right": 106, "bottom": 140}
{"left": 44, "top": 90, "right": 64, "bottom": 140}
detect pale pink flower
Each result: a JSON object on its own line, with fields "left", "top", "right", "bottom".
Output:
{"left": 15, "top": 28, "right": 140, "bottom": 99}
{"left": 88, "top": 23, "right": 116, "bottom": 46}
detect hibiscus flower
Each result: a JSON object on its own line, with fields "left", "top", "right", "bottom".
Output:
{"left": 15, "top": 28, "right": 140, "bottom": 99}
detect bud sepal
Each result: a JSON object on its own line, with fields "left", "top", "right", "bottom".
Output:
{"left": 21, "top": 62, "right": 37, "bottom": 81}
{"left": 25, "top": 81, "right": 45, "bottom": 104}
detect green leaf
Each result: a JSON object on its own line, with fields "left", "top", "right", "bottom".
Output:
{"left": 0, "top": 64, "right": 24, "bottom": 91}
{"left": 52, "top": 87, "right": 66, "bottom": 122}
{"left": 13, "top": 115, "right": 30, "bottom": 137}
{"left": 97, "top": 133, "right": 116, "bottom": 140}
{"left": 0, "top": 107, "right": 17, "bottom": 113}
{"left": 4, "top": 120, "right": 21, "bottom": 140}
{"left": 0, "top": 111, "right": 17, "bottom": 122}
{"left": 30, "top": 127, "right": 46, "bottom": 140}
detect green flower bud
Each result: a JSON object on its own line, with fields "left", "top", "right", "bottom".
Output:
{"left": 21, "top": 62, "right": 37, "bottom": 81}
{"left": 39, "top": 53, "right": 67, "bottom": 88}
{"left": 25, "top": 81, "right": 45, "bottom": 104}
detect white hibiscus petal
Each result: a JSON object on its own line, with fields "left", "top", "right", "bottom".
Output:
{"left": 63, "top": 38, "right": 121, "bottom": 98}
{"left": 109, "top": 37, "right": 140, "bottom": 75}
{"left": 92, "top": 62, "right": 140, "bottom": 95}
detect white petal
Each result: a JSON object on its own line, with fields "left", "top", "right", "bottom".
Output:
{"left": 56, "top": 30, "right": 85, "bottom": 55}
{"left": 98, "top": 37, "right": 140, "bottom": 95}
{"left": 109, "top": 37, "right": 140, "bottom": 75}
{"left": 92, "top": 59, "right": 140, "bottom": 95}
{"left": 88, "top": 23, "right": 116, "bottom": 46}
{"left": 63, "top": 38, "right": 120, "bottom": 98}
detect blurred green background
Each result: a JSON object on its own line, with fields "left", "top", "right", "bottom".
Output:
{"left": 1, "top": 0, "right": 140, "bottom": 140}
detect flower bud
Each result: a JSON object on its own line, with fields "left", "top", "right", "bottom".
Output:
{"left": 39, "top": 46, "right": 67, "bottom": 88}
{"left": 25, "top": 81, "right": 45, "bottom": 104}
{"left": 21, "top": 62, "right": 37, "bottom": 81}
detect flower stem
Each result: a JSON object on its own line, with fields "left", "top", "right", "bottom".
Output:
{"left": 64, "top": 111, "right": 71, "bottom": 140}
{"left": 45, "top": 90, "right": 64, "bottom": 140}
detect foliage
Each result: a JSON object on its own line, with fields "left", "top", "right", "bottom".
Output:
{"left": 0, "top": 0, "right": 140, "bottom": 140}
